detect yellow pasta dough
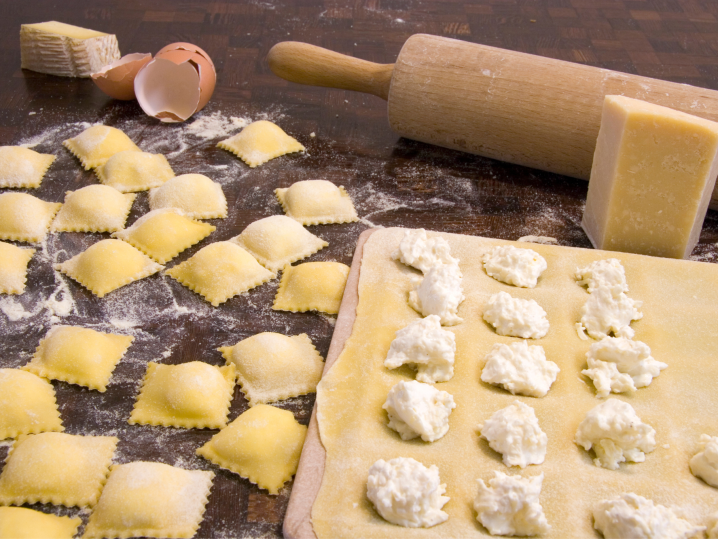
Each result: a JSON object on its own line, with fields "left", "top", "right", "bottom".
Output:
{"left": 23, "top": 326, "right": 134, "bottom": 392}
{"left": 54, "top": 239, "right": 163, "bottom": 298}
{"left": 230, "top": 215, "right": 328, "bottom": 272}
{"left": 0, "top": 507, "right": 81, "bottom": 539}
{"left": 0, "top": 146, "right": 55, "bottom": 189}
{"left": 273, "top": 261, "right": 350, "bottom": 314}
{"left": 0, "top": 432, "right": 117, "bottom": 507}
{"left": 113, "top": 208, "right": 215, "bottom": 264}
{"left": 165, "top": 241, "right": 274, "bottom": 306}
{"left": 196, "top": 404, "right": 306, "bottom": 495}
{"left": 148, "top": 173, "right": 227, "bottom": 219}
{"left": 0, "top": 369, "right": 63, "bottom": 440}
{"left": 96, "top": 150, "right": 175, "bottom": 192}
{"left": 129, "top": 361, "right": 236, "bottom": 429}
{"left": 217, "top": 120, "right": 305, "bottom": 168}
{"left": 275, "top": 179, "right": 358, "bottom": 225}
{"left": 219, "top": 332, "right": 324, "bottom": 405}
{"left": 0, "top": 241, "right": 34, "bottom": 294}
{"left": 63, "top": 125, "right": 141, "bottom": 170}
{"left": 51, "top": 185, "right": 135, "bottom": 233}
{"left": 82, "top": 461, "right": 214, "bottom": 539}
{"left": 0, "top": 192, "right": 61, "bottom": 242}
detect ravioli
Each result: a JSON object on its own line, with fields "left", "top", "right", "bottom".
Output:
{"left": 0, "top": 242, "right": 34, "bottom": 294}
{"left": 219, "top": 332, "right": 324, "bottom": 405}
{"left": 0, "top": 507, "right": 81, "bottom": 539}
{"left": 0, "top": 432, "right": 117, "bottom": 507}
{"left": 129, "top": 361, "right": 235, "bottom": 429}
{"left": 230, "top": 215, "right": 328, "bottom": 272}
{"left": 217, "top": 120, "right": 304, "bottom": 167}
{"left": 275, "top": 179, "right": 358, "bottom": 225}
{"left": 63, "top": 125, "right": 141, "bottom": 170}
{"left": 54, "top": 239, "right": 163, "bottom": 298}
{"left": 0, "top": 192, "right": 61, "bottom": 242}
{"left": 0, "top": 369, "right": 63, "bottom": 440}
{"left": 273, "top": 261, "right": 350, "bottom": 314}
{"left": 148, "top": 173, "right": 227, "bottom": 219}
{"left": 82, "top": 461, "right": 214, "bottom": 539}
{"left": 0, "top": 146, "right": 55, "bottom": 189}
{"left": 96, "top": 150, "right": 175, "bottom": 192}
{"left": 24, "top": 326, "right": 133, "bottom": 392}
{"left": 165, "top": 241, "right": 274, "bottom": 306}
{"left": 196, "top": 404, "right": 306, "bottom": 495}
{"left": 51, "top": 185, "right": 135, "bottom": 233}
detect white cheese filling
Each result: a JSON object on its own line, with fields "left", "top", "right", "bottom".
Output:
{"left": 483, "top": 291, "right": 549, "bottom": 339}
{"left": 481, "top": 341, "right": 559, "bottom": 398}
{"left": 408, "top": 263, "right": 464, "bottom": 326}
{"left": 576, "top": 285, "right": 643, "bottom": 340}
{"left": 392, "top": 228, "right": 458, "bottom": 274}
{"left": 478, "top": 401, "right": 547, "bottom": 468}
{"left": 383, "top": 380, "right": 456, "bottom": 442}
{"left": 575, "top": 258, "right": 628, "bottom": 295}
{"left": 689, "top": 433, "right": 718, "bottom": 488}
{"left": 482, "top": 245, "right": 547, "bottom": 288}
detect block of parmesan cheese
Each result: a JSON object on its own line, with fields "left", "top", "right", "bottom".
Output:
{"left": 20, "top": 21, "right": 120, "bottom": 78}
{"left": 582, "top": 95, "right": 718, "bottom": 259}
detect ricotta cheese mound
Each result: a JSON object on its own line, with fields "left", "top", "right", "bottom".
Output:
{"left": 481, "top": 341, "right": 559, "bottom": 398}
{"left": 482, "top": 291, "right": 549, "bottom": 339}
{"left": 575, "top": 399, "right": 656, "bottom": 470}
{"left": 482, "top": 245, "right": 548, "bottom": 288}
{"left": 478, "top": 401, "right": 547, "bottom": 468}
{"left": 576, "top": 286, "right": 643, "bottom": 340}
{"left": 383, "top": 380, "right": 456, "bottom": 442}
{"left": 575, "top": 258, "right": 628, "bottom": 295}
{"left": 592, "top": 493, "right": 705, "bottom": 539}
{"left": 366, "top": 457, "right": 450, "bottom": 528}
{"left": 384, "top": 315, "right": 455, "bottom": 383}
{"left": 392, "top": 228, "right": 458, "bottom": 274}
{"left": 408, "top": 263, "right": 464, "bottom": 326}
{"left": 582, "top": 337, "right": 667, "bottom": 398}
{"left": 689, "top": 433, "right": 718, "bottom": 488}
{"left": 473, "top": 471, "right": 550, "bottom": 537}
{"left": 707, "top": 512, "right": 718, "bottom": 539}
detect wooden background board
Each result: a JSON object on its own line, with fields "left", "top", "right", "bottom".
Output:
{"left": 1, "top": 1, "right": 718, "bottom": 538}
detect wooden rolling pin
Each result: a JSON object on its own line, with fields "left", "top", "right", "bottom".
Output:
{"left": 268, "top": 34, "right": 718, "bottom": 209}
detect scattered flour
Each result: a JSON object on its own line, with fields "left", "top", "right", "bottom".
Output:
{"left": 186, "top": 111, "right": 249, "bottom": 139}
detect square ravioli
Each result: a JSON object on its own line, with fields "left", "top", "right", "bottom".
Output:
{"left": 165, "top": 241, "right": 274, "bottom": 306}
{"left": 113, "top": 208, "right": 215, "bottom": 264}
{"left": 219, "top": 332, "right": 324, "bottom": 405}
{"left": 275, "top": 179, "right": 358, "bottom": 225}
{"left": 0, "top": 192, "right": 61, "bottom": 243}
{"left": 129, "top": 361, "right": 235, "bottom": 429}
{"left": 230, "top": 215, "right": 328, "bottom": 272}
{"left": 24, "top": 326, "right": 134, "bottom": 392}
{"left": 55, "top": 239, "right": 164, "bottom": 298}
{"left": 63, "top": 125, "right": 141, "bottom": 170}
{"left": 0, "top": 146, "right": 55, "bottom": 189}
{"left": 0, "top": 241, "right": 34, "bottom": 294}
{"left": 217, "top": 120, "right": 304, "bottom": 168}
{"left": 96, "top": 150, "right": 175, "bottom": 192}
{"left": 51, "top": 185, "right": 135, "bottom": 233}
{"left": 148, "top": 173, "right": 227, "bottom": 219}
{"left": 0, "top": 369, "right": 63, "bottom": 440}
{"left": 196, "top": 404, "right": 306, "bottom": 495}
{"left": 0, "top": 432, "right": 117, "bottom": 507}
{"left": 273, "top": 261, "right": 350, "bottom": 314}
{"left": 0, "top": 507, "right": 81, "bottom": 539}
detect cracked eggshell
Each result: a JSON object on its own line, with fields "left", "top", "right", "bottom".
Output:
{"left": 91, "top": 53, "right": 152, "bottom": 100}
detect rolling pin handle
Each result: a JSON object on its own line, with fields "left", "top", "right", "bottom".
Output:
{"left": 267, "top": 41, "right": 393, "bottom": 100}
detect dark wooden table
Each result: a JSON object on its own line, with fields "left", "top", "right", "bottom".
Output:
{"left": 2, "top": 1, "right": 718, "bottom": 538}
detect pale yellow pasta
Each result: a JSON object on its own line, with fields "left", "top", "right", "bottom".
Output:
{"left": 217, "top": 120, "right": 304, "bottom": 168}
{"left": 82, "top": 461, "right": 214, "bottom": 539}
{"left": 0, "top": 192, "right": 61, "bottom": 242}
{"left": 0, "top": 432, "right": 117, "bottom": 507}
{"left": 0, "top": 146, "right": 55, "bottom": 189}
{"left": 148, "top": 173, "right": 227, "bottom": 219}
{"left": 0, "top": 241, "right": 34, "bottom": 294}
{"left": 129, "top": 361, "right": 235, "bottom": 429}
{"left": 113, "top": 208, "right": 215, "bottom": 264}
{"left": 230, "top": 215, "right": 328, "bottom": 272}
{"left": 165, "top": 241, "right": 274, "bottom": 306}
{"left": 63, "top": 125, "right": 140, "bottom": 170}
{"left": 0, "top": 369, "right": 63, "bottom": 440}
{"left": 23, "top": 326, "right": 133, "bottom": 392}
{"left": 196, "top": 404, "right": 306, "bottom": 495}
{"left": 54, "top": 239, "right": 163, "bottom": 298}
{"left": 219, "top": 332, "right": 324, "bottom": 405}
{"left": 96, "top": 150, "right": 174, "bottom": 192}
{"left": 273, "top": 261, "right": 350, "bottom": 314}
{"left": 51, "top": 185, "right": 135, "bottom": 233}
{"left": 0, "top": 507, "right": 81, "bottom": 539}
{"left": 275, "top": 179, "right": 358, "bottom": 225}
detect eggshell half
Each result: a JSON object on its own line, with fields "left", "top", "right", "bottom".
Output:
{"left": 134, "top": 58, "right": 201, "bottom": 123}
{"left": 155, "top": 43, "right": 216, "bottom": 113}
{"left": 92, "top": 53, "right": 152, "bottom": 100}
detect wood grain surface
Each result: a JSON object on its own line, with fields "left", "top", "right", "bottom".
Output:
{"left": 2, "top": 1, "right": 718, "bottom": 538}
